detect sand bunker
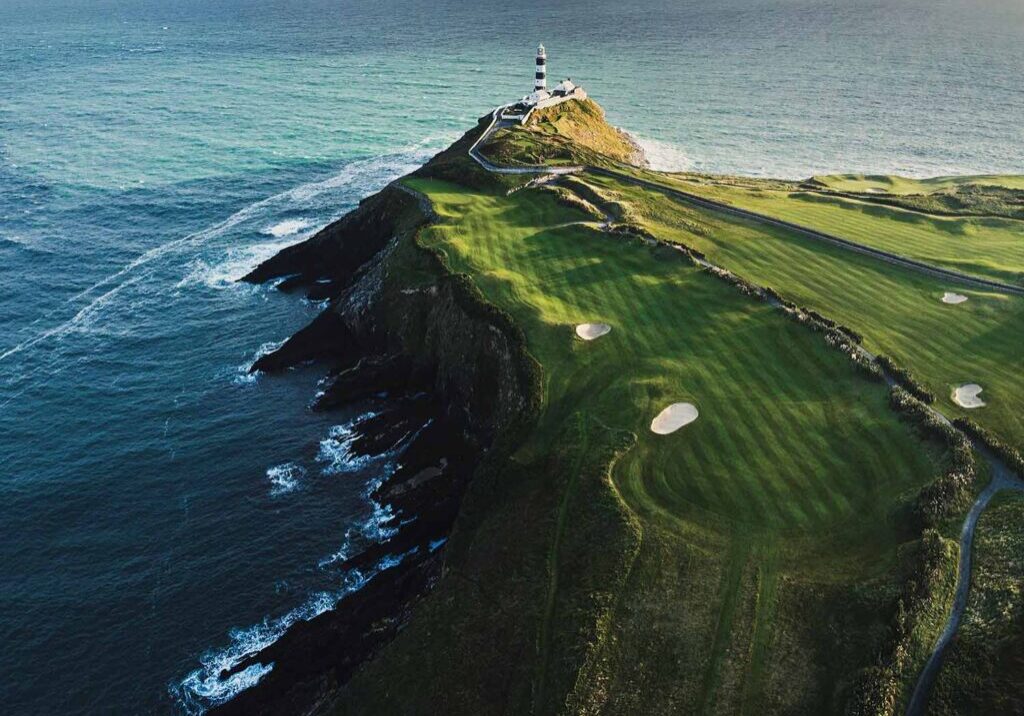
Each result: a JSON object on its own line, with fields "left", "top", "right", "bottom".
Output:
{"left": 576, "top": 323, "right": 611, "bottom": 341}
{"left": 952, "top": 384, "right": 986, "bottom": 409}
{"left": 650, "top": 403, "right": 699, "bottom": 434}
{"left": 942, "top": 292, "right": 969, "bottom": 305}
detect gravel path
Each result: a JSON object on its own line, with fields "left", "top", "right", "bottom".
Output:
{"left": 905, "top": 456, "right": 1024, "bottom": 716}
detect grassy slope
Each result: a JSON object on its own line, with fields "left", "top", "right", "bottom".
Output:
{"left": 321, "top": 101, "right": 1016, "bottom": 715}
{"left": 481, "top": 98, "right": 641, "bottom": 168}
{"left": 928, "top": 492, "right": 1024, "bottom": 715}
{"left": 392, "top": 175, "right": 949, "bottom": 714}
{"left": 653, "top": 176, "right": 1024, "bottom": 286}
{"left": 583, "top": 174, "right": 1024, "bottom": 451}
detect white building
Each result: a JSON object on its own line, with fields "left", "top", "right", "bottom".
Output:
{"left": 501, "top": 44, "right": 587, "bottom": 123}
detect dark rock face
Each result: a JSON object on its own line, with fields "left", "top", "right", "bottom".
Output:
{"left": 250, "top": 310, "right": 361, "bottom": 374}
{"left": 214, "top": 404, "right": 474, "bottom": 716}
{"left": 241, "top": 185, "right": 423, "bottom": 294}
{"left": 313, "top": 355, "right": 429, "bottom": 410}
{"left": 215, "top": 183, "right": 538, "bottom": 716}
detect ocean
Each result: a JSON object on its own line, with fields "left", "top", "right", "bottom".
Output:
{"left": 1, "top": 0, "right": 1021, "bottom": 712}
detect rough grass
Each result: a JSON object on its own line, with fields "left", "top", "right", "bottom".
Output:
{"left": 480, "top": 98, "right": 642, "bottom": 168}
{"left": 524, "top": 98, "right": 642, "bottom": 165}
{"left": 584, "top": 174, "right": 1024, "bottom": 452}
{"left": 652, "top": 175, "right": 1024, "bottom": 286}
{"left": 928, "top": 492, "right": 1024, "bottom": 715}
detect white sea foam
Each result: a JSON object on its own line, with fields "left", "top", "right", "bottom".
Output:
{"left": 317, "top": 544, "right": 349, "bottom": 569}
{"left": 172, "top": 549, "right": 418, "bottom": 713}
{"left": 302, "top": 297, "right": 330, "bottom": 311}
{"left": 176, "top": 234, "right": 308, "bottom": 291}
{"left": 173, "top": 662, "right": 273, "bottom": 715}
{"left": 266, "top": 462, "right": 306, "bottom": 496}
{"left": 634, "top": 136, "right": 695, "bottom": 172}
{"left": 315, "top": 412, "right": 382, "bottom": 474}
{"left": 232, "top": 340, "right": 284, "bottom": 386}
{"left": 359, "top": 497, "right": 398, "bottom": 542}
{"left": 264, "top": 219, "right": 313, "bottom": 237}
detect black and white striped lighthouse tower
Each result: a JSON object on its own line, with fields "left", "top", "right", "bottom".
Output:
{"left": 535, "top": 44, "right": 547, "bottom": 92}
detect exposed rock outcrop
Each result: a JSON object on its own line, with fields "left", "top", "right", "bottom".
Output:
{"left": 213, "top": 172, "right": 540, "bottom": 716}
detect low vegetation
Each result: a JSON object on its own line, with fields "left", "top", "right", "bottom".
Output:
{"left": 888, "top": 387, "right": 979, "bottom": 529}
{"left": 479, "top": 98, "right": 643, "bottom": 168}
{"left": 303, "top": 98, "right": 1023, "bottom": 715}
{"left": 928, "top": 493, "right": 1024, "bottom": 715}
{"left": 810, "top": 174, "right": 1024, "bottom": 220}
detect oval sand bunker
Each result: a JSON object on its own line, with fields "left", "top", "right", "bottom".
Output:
{"left": 576, "top": 323, "right": 611, "bottom": 341}
{"left": 650, "top": 403, "right": 699, "bottom": 434}
{"left": 952, "top": 384, "right": 986, "bottom": 409}
{"left": 942, "top": 292, "right": 968, "bottom": 305}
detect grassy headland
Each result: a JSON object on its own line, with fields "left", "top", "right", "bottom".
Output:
{"left": 246, "top": 97, "right": 1022, "bottom": 715}
{"left": 322, "top": 98, "right": 1012, "bottom": 715}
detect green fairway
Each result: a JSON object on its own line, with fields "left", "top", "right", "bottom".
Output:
{"left": 404, "top": 176, "right": 939, "bottom": 540}
{"left": 385, "top": 173, "right": 962, "bottom": 714}
{"left": 811, "top": 174, "right": 1024, "bottom": 194}
{"left": 650, "top": 175, "right": 1024, "bottom": 287}
{"left": 581, "top": 173, "right": 1024, "bottom": 451}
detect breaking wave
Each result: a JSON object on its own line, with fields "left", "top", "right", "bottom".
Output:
{"left": 634, "top": 135, "right": 695, "bottom": 172}
{"left": 264, "top": 219, "right": 313, "bottom": 237}
{"left": 315, "top": 413, "right": 383, "bottom": 474}
{"left": 266, "top": 462, "right": 306, "bottom": 496}
{"left": 170, "top": 548, "right": 417, "bottom": 714}
{"left": 176, "top": 236, "right": 307, "bottom": 291}
{"left": 231, "top": 340, "right": 285, "bottom": 386}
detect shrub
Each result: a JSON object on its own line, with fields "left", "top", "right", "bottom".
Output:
{"left": 877, "top": 355, "right": 935, "bottom": 404}
{"left": 844, "top": 530, "right": 954, "bottom": 716}
{"left": 952, "top": 417, "right": 1024, "bottom": 478}
{"left": 888, "top": 387, "right": 977, "bottom": 528}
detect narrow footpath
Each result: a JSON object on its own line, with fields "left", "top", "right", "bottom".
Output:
{"left": 904, "top": 454, "right": 1022, "bottom": 716}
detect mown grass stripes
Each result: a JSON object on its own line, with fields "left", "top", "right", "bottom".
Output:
{"left": 406, "top": 176, "right": 939, "bottom": 543}
{"left": 594, "top": 175, "right": 1024, "bottom": 451}
{"left": 652, "top": 176, "right": 1024, "bottom": 286}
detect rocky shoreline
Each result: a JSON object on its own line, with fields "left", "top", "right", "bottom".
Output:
{"left": 211, "top": 153, "right": 540, "bottom": 713}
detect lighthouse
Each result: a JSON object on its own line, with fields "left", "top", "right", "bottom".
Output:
{"left": 535, "top": 44, "right": 547, "bottom": 92}
{"left": 500, "top": 44, "right": 586, "bottom": 122}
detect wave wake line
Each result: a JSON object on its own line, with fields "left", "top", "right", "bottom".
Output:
{"left": 0, "top": 147, "right": 439, "bottom": 369}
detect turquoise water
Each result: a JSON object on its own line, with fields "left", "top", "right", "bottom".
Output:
{"left": 1, "top": 0, "right": 1021, "bottom": 713}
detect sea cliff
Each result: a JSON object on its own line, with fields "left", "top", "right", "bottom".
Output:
{"left": 213, "top": 122, "right": 542, "bottom": 714}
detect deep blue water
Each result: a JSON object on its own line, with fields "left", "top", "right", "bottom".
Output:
{"left": 1, "top": 0, "right": 1022, "bottom": 713}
